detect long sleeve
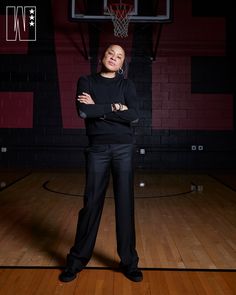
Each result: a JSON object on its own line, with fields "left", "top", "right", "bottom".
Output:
{"left": 103, "top": 79, "right": 139, "bottom": 124}
{"left": 75, "top": 74, "right": 138, "bottom": 143}
{"left": 76, "top": 76, "right": 112, "bottom": 119}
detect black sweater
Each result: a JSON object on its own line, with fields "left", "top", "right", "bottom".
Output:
{"left": 76, "top": 73, "right": 139, "bottom": 144}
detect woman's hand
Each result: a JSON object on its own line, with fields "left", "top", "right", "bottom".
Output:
{"left": 77, "top": 92, "right": 95, "bottom": 104}
{"left": 112, "top": 103, "right": 128, "bottom": 111}
{"left": 120, "top": 104, "right": 128, "bottom": 111}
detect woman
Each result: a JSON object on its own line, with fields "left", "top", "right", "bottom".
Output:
{"left": 59, "top": 44, "right": 142, "bottom": 283}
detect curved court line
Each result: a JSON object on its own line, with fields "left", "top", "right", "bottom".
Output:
{"left": 42, "top": 180, "right": 195, "bottom": 199}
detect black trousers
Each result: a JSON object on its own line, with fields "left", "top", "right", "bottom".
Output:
{"left": 67, "top": 144, "right": 139, "bottom": 272}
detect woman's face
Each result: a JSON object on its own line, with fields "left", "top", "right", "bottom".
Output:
{"left": 101, "top": 45, "right": 125, "bottom": 73}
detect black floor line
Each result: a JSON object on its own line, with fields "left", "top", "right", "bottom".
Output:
{"left": 208, "top": 174, "right": 236, "bottom": 193}
{"left": 0, "top": 266, "right": 235, "bottom": 272}
{"left": 0, "top": 171, "right": 32, "bottom": 192}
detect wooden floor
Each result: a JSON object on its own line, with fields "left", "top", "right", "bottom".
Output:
{"left": 0, "top": 169, "right": 236, "bottom": 294}
{"left": 0, "top": 268, "right": 236, "bottom": 295}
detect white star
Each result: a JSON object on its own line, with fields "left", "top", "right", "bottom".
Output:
{"left": 29, "top": 15, "right": 35, "bottom": 20}
{"left": 29, "top": 9, "right": 35, "bottom": 14}
{"left": 29, "top": 21, "right": 35, "bottom": 26}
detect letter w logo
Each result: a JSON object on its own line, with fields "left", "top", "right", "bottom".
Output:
{"left": 6, "top": 6, "right": 36, "bottom": 41}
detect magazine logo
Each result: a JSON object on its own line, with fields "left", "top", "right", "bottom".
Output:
{"left": 6, "top": 6, "right": 36, "bottom": 41}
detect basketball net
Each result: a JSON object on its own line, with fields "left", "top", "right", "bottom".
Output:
{"left": 107, "top": 3, "right": 133, "bottom": 38}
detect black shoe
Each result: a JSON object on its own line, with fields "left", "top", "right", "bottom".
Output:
{"left": 124, "top": 269, "right": 143, "bottom": 282}
{"left": 119, "top": 262, "right": 143, "bottom": 282}
{"left": 59, "top": 269, "right": 77, "bottom": 283}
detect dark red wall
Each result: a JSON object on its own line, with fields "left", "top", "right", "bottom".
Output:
{"left": 52, "top": 0, "right": 233, "bottom": 130}
{"left": 0, "top": 0, "right": 235, "bottom": 169}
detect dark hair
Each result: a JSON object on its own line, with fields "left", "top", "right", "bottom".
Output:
{"left": 120, "top": 58, "right": 128, "bottom": 76}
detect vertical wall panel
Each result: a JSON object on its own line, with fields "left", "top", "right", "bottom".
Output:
{"left": 0, "top": 92, "right": 33, "bottom": 128}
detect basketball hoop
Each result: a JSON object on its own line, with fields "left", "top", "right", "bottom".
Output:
{"left": 107, "top": 2, "right": 133, "bottom": 38}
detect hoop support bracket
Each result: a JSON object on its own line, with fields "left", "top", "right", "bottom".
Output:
{"left": 152, "top": 23, "right": 163, "bottom": 61}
